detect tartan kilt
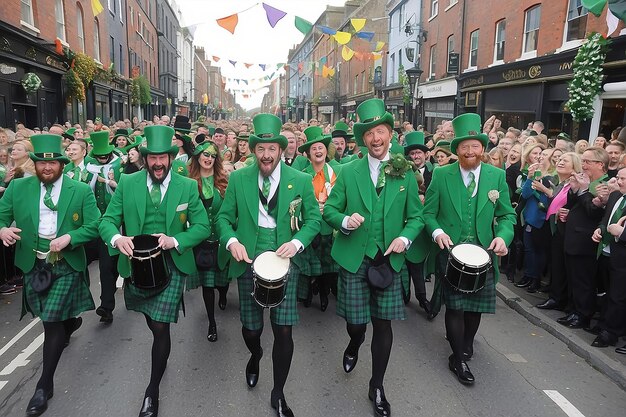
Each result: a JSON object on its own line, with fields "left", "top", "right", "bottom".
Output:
{"left": 237, "top": 264, "right": 299, "bottom": 331}
{"left": 400, "top": 263, "right": 410, "bottom": 299}
{"left": 23, "top": 259, "right": 95, "bottom": 322}
{"left": 124, "top": 261, "right": 186, "bottom": 323}
{"left": 336, "top": 259, "right": 406, "bottom": 324}
{"left": 186, "top": 266, "right": 229, "bottom": 290}
{"left": 432, "top": 249, "right": 496, "bottom": 314}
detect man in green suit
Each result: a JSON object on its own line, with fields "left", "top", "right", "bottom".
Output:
{"left": 216, "top": 114, "right": 321, "bottom": 417}
{"left": 323, "top": 99, "right": 424, "bottom": 417}
{"left": 99, "top": 125, "right": 209, "bottom": 417}
{"left": 63, "top": 138, "right": 95, "bottom": 183}
{"left": 0, "top": 134, "right": 100, "bottom": 416}
{"left": 423, "top": 113, "right": 515, "bottom": 386}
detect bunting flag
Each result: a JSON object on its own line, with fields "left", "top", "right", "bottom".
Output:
{"left": 217, "top": 14, "right": 239, "bottom": 34}
{"left": 322, "top": 65, "right": 329, "bottom": 78}
{"left": 351, "top": 18, "right": 366, "bottom": 32}
{"left": 609, "top": 0, "right": 626, "bottom": 21}
{"left": 212, "top": 56, "right": 220, "bottom": 62}
{"left": 607, "top": 10, "right": 620, "bottom": 36}
{"left": 371, "top": 52, "right": 383, "bottom": 61}
{"left": 294, "top": 16, "right": 313, "bottom": 35}
{"left": 318, "top": 25, "right": 337, "bottom": 35}
{"left": 91, "top": 0, "right": 104, "bottom": 16}
{"left": 356, "top": 31, "right": 375, "bottom": 41}
{"left": 259, "top": 64, "right": 266, "bottom": 71}
{"left": 263, "top": 2, "right": 287, "bottom": 28}
{"left": 320, "top": 56, "right": 327, "bottom": 65}
{"left": 374, "top": 41, "right": 385, "bottom": 52}
{"left": 328, "top": 67, "right": 335, "bottom": 77}
{"left": 342, "top": 45, "right": 355, "bottom": 61}
{"left": 243, "top": 80, "right": 248, "bottom": 85}
{"left": 334, "top": 31, "right": 352, "bottom": 45}
{"left": 298, "top": 62, "right": 304, "bottom": 72}
{"left": 354, "top": 52, "right": 364, "bottom": 60}
{"left": 236, "top": 79, "right": 240, "bottom": 84}
{"left": 229, "top": 60, "right": 237, "bottom": 67}
{"left": 244, "top": 63, "right": 253, "bottom": 68}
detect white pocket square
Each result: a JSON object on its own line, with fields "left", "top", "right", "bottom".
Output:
{"left": 176, "top": 203, "right": 188, "bottom": 211}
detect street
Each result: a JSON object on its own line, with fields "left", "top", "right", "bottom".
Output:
{"left": 1, "top": 262, "right": 625, "bottom": 417}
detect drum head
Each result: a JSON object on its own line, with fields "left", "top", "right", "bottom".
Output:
{"left": 450, "top": 243, "right": 490, "bottom": 266}
{"left": 253, "top": 251, "right": 290, "bottom": 281}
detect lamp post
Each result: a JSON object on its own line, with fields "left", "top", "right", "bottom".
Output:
{"left": 405, "top": 66, "right": 423, "bottom": 127}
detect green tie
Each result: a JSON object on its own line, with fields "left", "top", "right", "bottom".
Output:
{"left": 376, "top": 162, "right": 387, "bottom": 189}
{"left": 43, "top": 183, "right": 57, "bottom": 211}
{"left": 467, "top": 171, "right": 476, "bottom": 196}
{"left": 73, "top": 166, "right": 81, "bottom": 180}
{"left": 262, "top": 176, "right": 271, "bottom": 212}
{"left": 150, "top": 184, "right": 161, "bottom": 207}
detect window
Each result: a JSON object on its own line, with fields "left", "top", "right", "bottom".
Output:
{"left": 523, "top": 5, "right": 541, "bottom": 54}
{"left": 566, "top": 0, "right": 588, "bottom": 41}
{"left": 449, "top": 0, "right": 458, "bottom": 6}
{"left": 108, "top": 0, "right": 114, "bottom": 13}
{"left": 21, "top": 0, "right": 35, "bottom": 26}
{"left": 429, "top": 45, "right": 436, "bottom": 78}
{"left": 447, "top": 35, "right": 454, "bottom": 72}
{"left": 398, "top": 3, "right": 405, "bottom": 33}
{"left": 94, "top": 19, "right": 101, "bottom": 62}
{"left": 55, "top": 0, "right": 66, "bottom": 41}
{"left": 469, "top": 30, "right": 479, "bottom": 68}
{"left": 110, "top": 36, "right": 115, "bottom": 64}
{"left": 77, "top": 6, "right": 85, "bottom": 52}
{"left": 390, "top": 53, "right": 396, "bottom": 84}
{"left": 430, "top": 0, "right": 439, "bottom": 18}
{"left": 118, "top": 0, "right": 123, "bottom": 22}
{"left": 130, "top": 6, "right": 134, "bottom": 28}
{"left": 494, "top": 20, "right": 506, "bottom": 62}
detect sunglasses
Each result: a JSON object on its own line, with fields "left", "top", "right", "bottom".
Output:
{"left": 202, "top": 152, "right": 217, "bottom": 159}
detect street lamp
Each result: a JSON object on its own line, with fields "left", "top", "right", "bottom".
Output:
{"left": 405, "top": 66, "right": 423, "bottom": 126}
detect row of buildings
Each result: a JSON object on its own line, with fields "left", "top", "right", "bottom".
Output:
{"left": 0, "top": 0, "right": 240, "bottom": 130}
{"left": 262, "top": 0, "right": 626, "bottom": 140}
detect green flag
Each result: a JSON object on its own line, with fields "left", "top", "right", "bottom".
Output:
{"left": 295, "top": 16, "right": 313, "bottom": 36}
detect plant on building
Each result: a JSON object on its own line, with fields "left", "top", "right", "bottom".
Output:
{"left": 65, "top": 68, "right": 85, "bottom": 101}
{"left": 398, "top": 65, "right": 410, "bottom": 105}
{"left": 566, "top": 32, "right": 611, "bottom": 122}
{"left": 131, "top": 76, "right": 152, "bottom": 106}
{"left": 21, "top": 72, "right": 42, "bottom": 94}
{"left": 73, "top": 53, "right": 98, "bottom": 87}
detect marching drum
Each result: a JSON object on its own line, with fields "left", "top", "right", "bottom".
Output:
{"left": 130, "top": 234, "right": 170, "bottom": 290}
{"left": 251, "top": 251, "right": 290, "bottom": 308}
{"left": 446, "top": 243, "right": 492, "bottom": 293}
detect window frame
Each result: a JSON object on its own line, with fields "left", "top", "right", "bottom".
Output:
{"left": 77, "top": 5, "right": 85, "bottom": 53}
{"left": 521, "top": 5, "right": 541, "bottom": 58}
{"left": 55, "top": 0, "right": 67, "bottom": 42}
{"left": 430, "top": 0, "right": 439, "bottom": 20}
{"left": 565, "top": 0, "right": 588, "bottom": 43}
{"left": 493, "top": 19, "right": 506, "bottom": 64}
{"left": 468, "top": 29, "right": 479, "bottom": 70}
{"left": 429, "top": 45, "right": 436, "bottom": 79}
{"left": 20, "top": 0, "right": 38, "bottom": 32}
{"left": 94, "top": 18, "right": 101, "bottom": 63}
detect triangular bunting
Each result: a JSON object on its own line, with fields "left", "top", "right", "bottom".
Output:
{"left": 356, "top": 31, "right": 375, "bottom": 41}
{"left": 374, "top": 41, "right": 385, "bottom": 52}
{"left": 342, "top": 45, "right": 355, "bottom": 61}
{"left": 318, "top": 25, "right": 337, "bottom": 35}
{"left": 229, "top": 60, "right": 237, "bottom": 67}
{"left": 91, "top": 0, "right": 104, "bottom": 16}
{"left": 328, "top": 67, "right": 336, "bottom": 77}
{"left": 322, "top": 65, "right": 329, "bottom": 78}
{"left": 320, "top": 57, "right": 327, "bottom": 64}
{"left": 259, "top": 64, "right": 266, "bottom": 71}
{"left": 294, "top": 16, "right": 313, "bottom": 35}
{"left": 212, "top": 56, "right": 220, "bottom": 62}
{"left": 217, "top": 14, "right": 239, "bottom": 34}
{"left": 244, "top": 63, "right": 253, "bottom": 68}
{"left": 334, "top": 31, "right": 352, "bottom": 45}
{"left": 243, "top": 80, "right": 248, "bottom": 85}
{"left": 351, "top": 18, "right": 366, "bottom": 32}
{"left": 354, "top": 52, "right": 364, "bottom": 60}
{"left": 262, "top": 3, "right": 287, "bottom": 28}
{"left": 371, "top": 52, "right": 383, "bottom": 60}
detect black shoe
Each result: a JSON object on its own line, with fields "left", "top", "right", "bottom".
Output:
{"left": 616, "top": 345, "right": 626, "bottom": 354}
{"left": 557, "top": 312, "right": 577, "bottom": 325}
{"left": 583, "top": 325, "right": 601, "bottom": 335}
{"left": 320, "top": 293, "right": 328, "bottom": 312}
{"left": 342, "top": 334, "right": 364, "bottom": 373}
{"left": 246, "top": 348, "right": 263, "bottom": 388}
{"left": 64, "top": 317, "right": 83, "bottom": 347}
{"left": 9, "top": 275, "right": 23, "bottom": 288}
{"left": 425, "top": 274, "right": 432, "bottom": 283}
{"left": 207, "top": 323, "right": 217, "bottom": 342}
{"left": 591, "top": 330, "right": 618, "bottom": 348}
{"left": 448, "top": 355, "right": 475, "bottom": 385}
{"left": 417, "top": 295, "right": 432, "bottom": 315}
{"left": 526, "top": 282, "right": 540, "bottom": 293}
{"left": 0, "top": 283, "right": 17, "bottom": 295}
{"left": 218, "top": 287, "right": 227, "bottom": 310}
{"left": 26, "top": 388, "right": 53, "bottom": 416}
{"left": 514, "top": 277, "right": 532, "bottom": 288}
{"left": 368, "top": 386, "right": 391, "bottom": 417}
{"left": 463, "top": 345, "right": 474, "bottom": 361}
{"left": 567, "top": 316, "right": 590, "bottom": 329}
{"left": 536, "top": 298, "right": 560, "bottom": 310}
{"left": 138, "top": 396, "right": 158, "bottom": 417}
{"left": 427, "top": 311, "right": 438, "bottom": 321}
{"left": 271, "top": 396, "right": 294, "bottom": 417}
{"left": 96, "top": 306, "right": 113, "bottom": 324}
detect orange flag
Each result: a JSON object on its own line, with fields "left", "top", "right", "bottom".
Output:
{"left": 212, "top": 56, "right": 220, "bottom": 62}
{"left": 217, "top": 14, "right": 238, "bottom": 34}
{"left": 244, "top": 63, "right": 253, "bottom": 68}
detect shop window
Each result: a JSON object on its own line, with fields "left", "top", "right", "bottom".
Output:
{"left": 94, "top": 19, "right": 101, "bottom": 62}
{"left": 469, "top": 30, "right": 479, "bottom": 69}
{"left": 20, "top": 0, "right": 35, "bottom": 26}
{"left": 55, "top": 0, "right": 66, "bottom": 42}
{"left": 77, "top": 5, "right": 85, "bottom": 52}
{"left": 494, "top": 20, "right": 506, "bottom": 63}
{"left": 523, "top": 5, "right": 541, "bottom": 55}
{"left": 566, "top": 0, "right": 588, "bottom": 42}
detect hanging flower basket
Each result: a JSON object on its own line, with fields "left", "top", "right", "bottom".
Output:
{"left": 66, "top": 68, "right": 85, "bottom": 101}
{"left": 21, "top": 72, "right": 42, "bottom": 94}
{"left": 565, "top": 32, "right": 611, "bottom": 122}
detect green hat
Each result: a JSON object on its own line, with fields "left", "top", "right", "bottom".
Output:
{"left": 206, "top": 124, "right": 216, "bottom": 136}
{"left": 122, "top": 135, "right": 145, "bottom": 153}
{"left": 353, "top": 99, "right": 394, "bottom": 147}
{"left": 237, "top": 132, "right": 250, "bottom": 142}
{"left": 298, "top": 126, "right": 331, "bottom": 154}
{"left": 62, "top": 128, "right": 76, "bottom": 141}
{"left": 449, "top": 113, "right": 489, "bottom": 155}
{"left": 140, "top": 125, "right": 178, "bottom": 156}
{"left": 404, "top": 131, "right": 429, "bottom": 154}
{"left": 557, "top": 132, "right": 571, "bottom": 141}
{"left": 249, "top": 114, "right": 287, "bottom": 149}
{"left": 433, "top": 140, "right": 452, "bottom": 156}
{"left": 113, "top": 128, "right": 131, "bottom": 139}
{"left": 331, "top": 121, "right": 353, "bottom": 138}
{"left": 29, "top": 134, "right": 70, "bottom": 164}
{"left": 90, "top": 131, "right": 116, "bottom": 156}
{"left": 175, "top": 133, "right": 192, "bottom": 143}
{"left": 193, "top": 141, "right": 219, "bottom": 156}
{"left": 389, "top": 138, "right": 404, "bottom": 155}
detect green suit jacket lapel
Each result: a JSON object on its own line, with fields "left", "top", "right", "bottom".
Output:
{"left": 28, "top": 178, "right": 41, "bottom": 232}
{"left": 165, "top": 173, "right": 184, "bottom": 229}
{"left": 277, "top": 162, "right": 298, "bottom": 219}
{"left": 383, "top": 176, "right": 403, "bottom": 216}
{"left": 447, "top": 163, "right": 465, "bottom": 220}
{"left": 134, "top": 171, "right": 147, "bottom": 231}
{"left": 242, "top": 164, "right": 260, "bottom": 225}
{"left": 57, "top": 179, "right": 76, "bottom": 231}
{"left": 476, "top": 163, "right": 496, "bottom": 215}
{"left": 354, "top": 157, "right": 373, "bottom": 213}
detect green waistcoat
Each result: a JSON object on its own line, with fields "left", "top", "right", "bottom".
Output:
{"left": 460, "top": 192, "right": 479, "bottom": 244}
{"left": 364, "top": 186, "right": 386, "bottom": 259}
{"left": 143, "top": 187, "right": 169, "bottom": 234}
{"left": 255, "top": 227, "right": 278, "bottom": 257}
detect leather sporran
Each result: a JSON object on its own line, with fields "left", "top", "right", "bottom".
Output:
{"left": 30, "top": 262, "right": 56, "bottom": 294}
{"left": 366, "top": 254, "right": 393, "bottom": 290}
{"left": 194, "top": 240, "right": 219, "bottom": 271}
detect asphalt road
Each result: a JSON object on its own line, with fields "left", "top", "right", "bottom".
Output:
{"left": 1, "top": 262, "right": 625, "bottom": 417}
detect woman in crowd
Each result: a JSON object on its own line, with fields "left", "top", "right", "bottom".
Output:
{"left": 503, "top": 143, "right": 523, "bottom": 281}
{"left": 4, "top": 140, "right": 35, "bottom": 184}
{"left": 433, "top": 145, "right": 452, "bottom": 166}
{"left": 0, "top": 128, "right": 14, "bottom": 146}
{"left": 593, "top": 136, "right": 607, "bottom": 148}
{"left": 187, "top": 141, "right": 230, "bottom": 342}
{"left": 124, "top": 142, "right": 145, "bottom": 174}
{"left": 550, "top": 148, "right": 564, "bottom": 167}
{"left": 488, "top": 147, "right": 505, "bottom": 169}
{"left": 575, "top": 140, "right": 589, "bottom": 154}
{"left": 173, "top": 133, "right": 195, "bottom": 163}
{"left": 488, "top": 131, "right": 504, "bottom": 151}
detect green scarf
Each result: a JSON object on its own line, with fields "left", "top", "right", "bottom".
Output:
{"left": 201, "top": 176, "right": 214, "bottom": 200}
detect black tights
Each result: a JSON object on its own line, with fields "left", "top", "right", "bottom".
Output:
{"left": 445, "top": 308, "right": 481, "bottom": 363}
{"left": 345, "top": 318, "right": 393, "bottom": 388}
{"left": 36, "top": 321, "right": 66, "bottom": 392}
{"left": 201, "top": 286, "right": 216, "bottom": 326}
{"left": 144, "top": 315, "right": 171, "bottom": 399}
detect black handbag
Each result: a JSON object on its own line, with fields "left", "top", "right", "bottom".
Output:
{"left": 30, "top": 262, "right": 56, "bottom": 294}
{"left": 194, "top": 240, "right": 219, "bottom": 271}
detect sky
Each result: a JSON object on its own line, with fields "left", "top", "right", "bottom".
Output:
{"left": 176, "top": 0, "right": 348, "bottom": 110}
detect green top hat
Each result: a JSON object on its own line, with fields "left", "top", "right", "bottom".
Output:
{"left": 175, "top": 133, "right": 192, "bottom": 143}
{"left": 173, "top": 115, "right": 191, "bottom": 133}
{"left": 249, "top": 114, "right": 287, "bottom": 149}
{"left": 449, "top": 113, "right": 489, "bottom": 155}
{"left": 113, "top": 128, "right": 131, "bottom": 139}
{"left": 237, "top": 132, "right": 250, "bottom": 142}
{"left": 193, "top": 141, "right": 219, "bottom": 156}
{"left": 298, "top": 126, "right": 331, "bottom": 154}
{"left": 29, "top": 134, "right": 70, "bottom": 164}
{"left": 389, "top": 138, "right": 404, "bottom": 155}
{"left": 433, "top": 140, "right": 452, "bottom": 156}
{"left": 331, "top": 121, "right": 353, "bottom": 138}
{"left": 62, "top": 128, "right": 76, "bottom": 141}
{"left": 140, "top": 125, "right": 178, "bottom": 156}
{"left": 90, "top": 131, "right": 116, "bottom": 156}
{"left": 122, "top": 135, "right": 145, "bottom": 153}
{"left": 353, "top": 99, "right": 394, "bottom": 147}
{"left": 404, "top": 131, "right": 429, "bottom": 155}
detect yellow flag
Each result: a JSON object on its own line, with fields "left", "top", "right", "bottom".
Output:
{"left": 334, "top": 31, "right": 352, "bottom": 45}
{"left": 91, "top": 0, "right": 104, "bottom": 16}
{"left": 342, "top": 45, "right": 354, "bottom": 61}
{"left": 374, "top": 41, "right": 385, "bottom": 52}
{"left": 371, "top": 52, "right": 383, "bottom": 61}
{"left": 351, "top": 18, "right": 366, "bottom": 32}
{"left": 328, "top": 67, "right": 336, "bottom": 77}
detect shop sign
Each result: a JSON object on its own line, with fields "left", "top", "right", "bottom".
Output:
{"left": 318, "top": 105, "right": 333, "bottom": 113}
{"left": 419, "top": 78, "right": 458, "bottom": 99}
{"left": 0, "top": 63, "right": 17, "bottom": 75}
{"left": 447, "top": 53, "right": 459, "bottom": 74}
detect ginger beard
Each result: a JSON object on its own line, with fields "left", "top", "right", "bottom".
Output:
{"left": 456, "top": 139, "right": 484, "bottom": 171}
{"left": 146, "top": 153, "right": 172, "bottom": 184}
{"left": 35, "top": 161, "right": 64, "bottom": 184}
{"left": 255, "top": 142, "right": 282, "bottom": 177}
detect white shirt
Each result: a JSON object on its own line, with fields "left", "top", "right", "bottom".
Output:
{"left": 432, "top": 164, "right": 482, "bottom": 240}
{"left": 603, "top": 195, "right": 625, "bottom": 255}
{"left": 39, "top": 175, "right": 63, "bottom": 237}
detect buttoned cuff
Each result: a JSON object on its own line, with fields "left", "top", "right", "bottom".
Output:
{"left": 432, "top": 229, "right": 444, "bottom": 241}
{"left": 399, "top": 236, "right": 411, "bottom": 250}
{"left": 226, "top": 237, "right": 239, "bottom": 250}
{"left": 111, "top": 234, "right": 122, "bottom": 248}
{"left": 341, "top": 215, "right": 354, "bottom": 234}
{"left": 172, "top": 237, "right": 180, "bottom": 253}
{"left": 290, "top": 239, "right": 304, "bottom": 253}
